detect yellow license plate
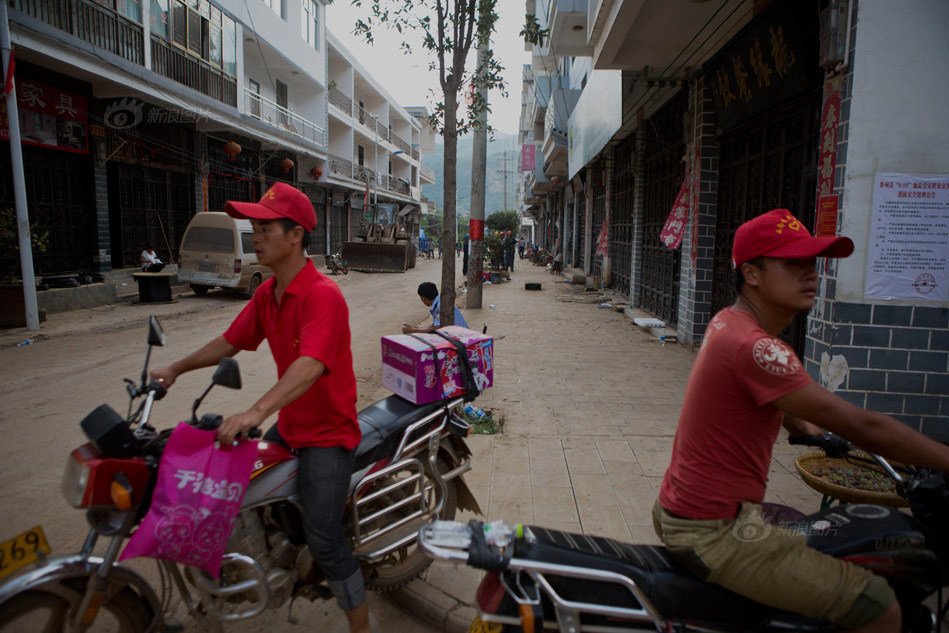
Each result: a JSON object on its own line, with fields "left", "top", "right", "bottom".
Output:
{"left": 467, "top": 616, "right": 503, "bottom": 633}
{"left": 0, "top": 526, "right": 51, "bottom": 581}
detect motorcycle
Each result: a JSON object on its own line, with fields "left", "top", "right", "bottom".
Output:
{"left": 0, "top": 316, "right": 481, "bottom": 632}
{"left": 327, "top": 253, "right": 349, "bottom": 275}
{"left": 419, "top": 437, "right": 949, "bottom": 633}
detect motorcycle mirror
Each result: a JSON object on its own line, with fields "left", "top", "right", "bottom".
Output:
{"left": 211, "top": 357, "right": 242, "bottom": 390}
{"left": 147, "top": 316, "right": 166, "bottom": 347}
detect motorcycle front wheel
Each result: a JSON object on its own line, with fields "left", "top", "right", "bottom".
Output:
{"left": 0, "top": 581, "right": 152, "bottom": 633}
{"left": 360, "top": 454, "right": 458, "bottom": 591}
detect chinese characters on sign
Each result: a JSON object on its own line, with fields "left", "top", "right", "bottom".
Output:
{"left": 706, "top": 0, "right": 815, "bottom": 130}
{"left": 595, "top": 220, "right": 609, "bottom": 257}
{"left": 0, "top": 79, "right": 88, "bottom": 153}
{"left": 815, "top": 196, "right": 839, "bottom": 238}
{"left": 817, "top": 83, "right": 841, "bottom": 198}
{"left": 661, "top": 170, "right": 692, "bottom": 250}
{"left": 521, "top": 143, "right": 535, "bottom": 172}
{"left": 866, "top": 173, "right": 949, "bottom": 302}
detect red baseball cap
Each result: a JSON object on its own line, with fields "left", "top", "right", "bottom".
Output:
{"left": 225, "top": 182, "right": 316, "bottom": 232}
{"left": 732, "top": 209, "right": 854, "bottom": 269}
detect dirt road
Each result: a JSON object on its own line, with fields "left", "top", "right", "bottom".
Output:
{"left": 0, "top": 255, "right": 468, "bottom": 632}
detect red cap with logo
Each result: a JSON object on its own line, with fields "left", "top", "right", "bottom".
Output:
{"left": 225, "top": 182, "right": 316, "bottom": 232}
{"left": 731, "top": 209, "right": 853, "bottom": 269}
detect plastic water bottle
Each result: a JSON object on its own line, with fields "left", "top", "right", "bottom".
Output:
{"left": 659, "top": 328, "right": 665, "bottom": 348}
{"left": 17, "top": 339, "right": 34, "bottom": 347}
{"left": 426, "top": 521, "right": 472, "bottom": 548}
{"left": 483, "top": 520, "right": 519, "bottom": 548}
{"left": 463, "top": 404, "right": 486, "bottom": 420}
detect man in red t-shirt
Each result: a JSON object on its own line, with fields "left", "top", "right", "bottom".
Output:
{"left": 654, "top": 209, "right": 949, "bottom": 633}
{"left": 151, "top": 183, "right": 370, "bottom": 633}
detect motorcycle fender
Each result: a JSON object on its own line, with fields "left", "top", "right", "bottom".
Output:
{"left": 0, "top": 554, "right": 162, "bottom": 629}
{"left": 439, "top": 438, "right": 483, "bottom": 516}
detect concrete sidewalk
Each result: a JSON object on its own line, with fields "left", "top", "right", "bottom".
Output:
{"left": 396, "top": 261, "right": 822, "bottom": 631}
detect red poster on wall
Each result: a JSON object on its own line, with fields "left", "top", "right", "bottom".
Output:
{"left": 815, "top": 195, "right": 839, "bottom": 237}
{"left": 817, "top": 83, "right": 841, "bottom": 198}
{"left": 660, "top": 170, "right": 691, "bottom": 250}
{"left": 0, "top": 78, "right": 89, "bottom": 154}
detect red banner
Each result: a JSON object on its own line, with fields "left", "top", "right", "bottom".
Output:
{"left": 595, "top": 219, "right": 609, "bottom": 257}
{"left": 521, "top": 143, "right": 535, "bottom": 172}
{"left": 815, "top": 195, "right": 839, "bottom": 237}
{"left": 0, "top": 78, "right": 89, "bottom": 154}
{"left": 469, "top": 218, "right": 485, "bottom": 240}
{"left": 817, "top": 82, "right": 841, "bottom": 198}
{"left": 660, "top": 170, "right": 691, "bottom": 250}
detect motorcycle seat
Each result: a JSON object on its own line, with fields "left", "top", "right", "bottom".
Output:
{"left": 519, "top": 526, "right": 784, "bottom": 627}
{"left": 353, "top": 396, "right": 449, "bottom": 471}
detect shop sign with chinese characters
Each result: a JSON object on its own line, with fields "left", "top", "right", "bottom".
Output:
{"left": 704, "top": 0, "right": 817, "bottom": 130}
{"left": 866, "top": 173, "right": 949, "bottom": 302}
{"left": 521, "top": 143, "right": 535, "bottom": 172}
{"left": 0, "top": 79, "right": 88, "bottom": 153}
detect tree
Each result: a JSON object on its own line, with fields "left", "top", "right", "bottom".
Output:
{"left": 485, "top": 209, "right": 519, "bottom": 234}
{"left": 353, "top": 1, "right": 546, "bottom": 325}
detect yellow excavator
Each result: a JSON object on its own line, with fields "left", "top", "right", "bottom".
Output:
{"left": 341, "top": 203, "right": 419, "bottom": 272}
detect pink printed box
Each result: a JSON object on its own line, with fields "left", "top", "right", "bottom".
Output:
{"left": 381, "top": 326, "right": 494, "bottom": 405}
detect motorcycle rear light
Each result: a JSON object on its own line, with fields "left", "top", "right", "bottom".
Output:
{"left": 233, "top": 258, "right": 242, "bottom": 274}
{"left": 61, "top": 452, "right": 91, "bottom": 508}
{"left": 111, "top": 474, "right": 133, "bottom": 510}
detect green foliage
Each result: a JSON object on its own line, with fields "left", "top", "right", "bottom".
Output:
{"left": 484, "top": 231, "right": 504, "bottom": 270}
{"left": 461, "top": 407, "right": 501, "bottom": 434}
{"left": 0, "top": 207, "right": 49, "bottom": 283}
{"left": 520, "top": 13, "right": 548, "bottom": 47}
{"left": 485, "top": 209, "right": 519, "bottom": 234}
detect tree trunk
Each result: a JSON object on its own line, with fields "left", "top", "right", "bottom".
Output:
{"left": 440, "top": 94, "right": 457, "bottom": 326}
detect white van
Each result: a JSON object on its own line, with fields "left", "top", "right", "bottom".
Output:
{"left": 177, "top": 212, "right": 272, "bottom": 297}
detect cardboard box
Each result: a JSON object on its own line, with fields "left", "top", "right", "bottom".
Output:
{"left": 381, "top": 326, "right": 494, "bottom": 404}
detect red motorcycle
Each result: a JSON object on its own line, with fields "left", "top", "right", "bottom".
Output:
{"left": 0, "top": 316, "right": 480, "bottom": 632}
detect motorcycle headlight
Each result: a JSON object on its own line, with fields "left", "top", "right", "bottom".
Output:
{"left": 61, "top": 453, "right": 91, "bottom": 508}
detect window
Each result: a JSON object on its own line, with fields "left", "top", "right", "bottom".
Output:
{"left": 275, "top": 79, "right": 289, "bottom": 126}
{"left": 248, "top": 79, "right": 261, "bottom": 119}
{"left": 150, "top": 0, "right": 170, "bottom": 38}
{"left": 117, "top": 0, "right": 143, "bottom": 23}
{"left": 302, "top": 0, "right": 319, "bottom": 50}
{"left": 262, "top": 0, "right": 282, "bottom": 18}
{"left": 357, "top": 145, "right": 364, "bottom": 166}
{"left": 222, "top": 14, "right": 237, "bottom": 75}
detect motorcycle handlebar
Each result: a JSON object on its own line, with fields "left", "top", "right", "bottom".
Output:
{"left": 194, "top": 414, "right": 261, "bottom": 439}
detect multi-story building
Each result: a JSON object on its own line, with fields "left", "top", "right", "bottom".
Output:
{"left": 521, "top": 0, "right": 948, "bottom": 434}
{"left": 1, "top": 0, "right": 433, "bottom": 278}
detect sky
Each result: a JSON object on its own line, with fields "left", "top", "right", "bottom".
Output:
{"left": 325, "top": 1, "right": 530, "bottom": 135}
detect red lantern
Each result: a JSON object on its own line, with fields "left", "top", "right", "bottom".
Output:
{"left": 280, "top": 158, "right": 294, "bottom": 174}
{"left": 310, "top": 166, "right": 323, "bottom": 179}
{"left": 222, "top": 141, "right": 241, "bottom": 162}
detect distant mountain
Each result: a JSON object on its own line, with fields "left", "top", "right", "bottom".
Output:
{"left": 421, "top": 131, "right": 521, "bottom": 219}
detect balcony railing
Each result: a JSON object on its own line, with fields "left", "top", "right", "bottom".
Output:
{"left": 153, "top": 36, "right": 237, "bottom": 107}
{"left": 376, "top": 120, "right": 389, "bottom": 142}
{"left": 329, "top": 86, "right": 352, "bottom": 114}
{"left": 391, "top": 131, "right": 410, "bottom": 154}
{"left": 329, "top": 153, "right": 354, "bottom": 179}
{"left": 411, "top": 147, "right": 420, "bottom": 160}
{"left": 391, "top": 178, "right": 410, "bottom": 195}
{"left": 420, "top": 164, "right": 436, "bottom": 182}
{"left": 355, "top": 104, "right": 374, "bottom": 128}
{"left": 13, "top": 0, "right": 144, "bottom": 66}
{"left": 244, "top": 88, "right": 326, "bottom": 148}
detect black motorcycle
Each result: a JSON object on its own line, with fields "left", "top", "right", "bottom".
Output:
{"left": 419, "top": 438, "right": 949, "bottom": 633}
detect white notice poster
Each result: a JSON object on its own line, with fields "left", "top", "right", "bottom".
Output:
{"left": 865, "top": 173, "right": 949, "bottom": 302}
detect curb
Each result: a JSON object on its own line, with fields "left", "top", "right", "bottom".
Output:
{"left": 393, "top": 579, "right": 478, "bottom": 633}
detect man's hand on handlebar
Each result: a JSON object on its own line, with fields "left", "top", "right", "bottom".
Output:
{"left": 217, "top": 409, "right": 264, "bottom": 446}
{"left": 789, "top": 433, "right": 851, "bottom": 458}
{"left": 150, "top": 365, "right": 179, "bottom": 389}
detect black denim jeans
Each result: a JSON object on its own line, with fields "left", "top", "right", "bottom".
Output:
{"left": 264, "top": 425, "right": 366, "bottom": 610}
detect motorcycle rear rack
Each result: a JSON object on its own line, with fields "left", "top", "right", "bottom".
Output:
{"left": 420, "top": 538, "right": 669, "bottom": 633}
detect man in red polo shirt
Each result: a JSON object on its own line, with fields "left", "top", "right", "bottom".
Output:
{"left": 654, "top": 209, "right": 949, "bottom": 633}
{"left": 151, "top": 183, "right": 370, "bottom": 633}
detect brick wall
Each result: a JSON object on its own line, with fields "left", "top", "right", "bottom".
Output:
{"left": 802, "top": 0, "right": 949, "bottom": 438}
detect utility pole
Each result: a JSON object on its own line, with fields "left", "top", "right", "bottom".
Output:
{"left": 1, "top": 3, "right": 39, "bottom": 331}
{"left": 467, "top": 37, "right": 488, "bottom": 310}
{"left": 496, "top": 151, "right": 517, "bottom": 212}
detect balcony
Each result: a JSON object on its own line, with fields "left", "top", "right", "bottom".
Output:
{"left": 244, "top": 88, "right": 326, "bottom": 148}
{"left": 541, "top": 87, "right": 580, "bottom": 176}
{"left": 391, "top": 131, "right": 411, "bottom": 154}
{"left": 420, "top": 164, "right": 436, "bottom": 184}
{"left": 377, "top": 120, "right": 389, "bottom": 142}
{"left": 329, "top": 153, "right": 355, "bottom": 179}
{"left": 153, "top": 36, "right": 237, "bottom": 107}
{"left": 411, "top": 147, "right": 420, "bottom": 160}
{"left": 13, "top": 0, "right": 144, "bottom": 66}
{"left": 549, "top": 0, "right": 591, "bottom": 56}
{"left": 329, "top": 86, "right": 353, "bottom": 114}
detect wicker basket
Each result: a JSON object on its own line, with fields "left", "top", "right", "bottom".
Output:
{"left": 795, "top": 451, "right": 908, "bottom": 508}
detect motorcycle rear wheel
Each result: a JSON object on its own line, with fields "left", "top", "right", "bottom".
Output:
{"left": 362, "top": 455, "right": 458, "bottom": 591}
{"left": 0, "top": 582, "right": 152, "bottom": 633}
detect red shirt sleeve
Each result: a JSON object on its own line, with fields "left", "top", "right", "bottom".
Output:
{"left": 223, "top": 294, "right": 265, "bottom": 351}
{"left": 297, "top": 284, "right": 349, "bottom": 375}
{"left": 734, "top": 335, "right": 812, "bottom": 406}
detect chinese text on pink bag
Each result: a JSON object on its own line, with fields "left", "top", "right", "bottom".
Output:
{"left": 120, "top": 422, "right": 257, "bottom": 577}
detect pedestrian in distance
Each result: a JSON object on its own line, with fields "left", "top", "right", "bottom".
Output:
{"left": 517, "top": 235, "right": 525, "bottom": 260}
{"left": 503, "top": 231, "right": 516, "bottom": 272}
{"left": 150, "top": 183, "right": 372, "bottom": 633}
{"left": 437, "top": 237, "right": 442, "bottom": 259}
{"left": 402, "top": 281, "right": 468, "bottom": 333}
{"left": 141, "top": 244, "right": 165, "bottom": 273}
{"left": 462, "top": 234, "right": 469, "bottom": 277}
{"left": 654, "top": 208, "right": 949, "bottom": 633}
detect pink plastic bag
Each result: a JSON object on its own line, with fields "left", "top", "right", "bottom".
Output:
{"left": 120, "top": 422, "right": 257, "bottom": 577}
